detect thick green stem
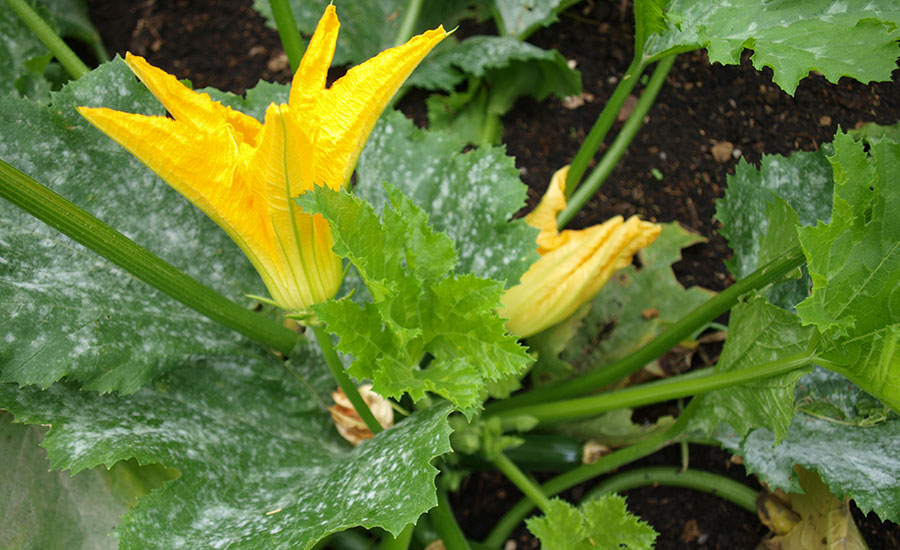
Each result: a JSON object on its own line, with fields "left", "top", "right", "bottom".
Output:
{"left": 485, "top": 245, "right": 806, "bottom": 415}
{"left": 491, "top": 452, "right": 552, "bottom": 513}
{"left": 394, "top": 0, "right": 424, "bottom": 46}
{"left": 379, "top": 524, "right": 413, "bottom": 550}
{"left": 494, "top": 352, "right": 813, "bottom": 425}
{"left": 268, "top": 0, "right": 304, "bottom": 72}
{"left": 5, "top": 0, "right": 90, "bottom": 79}
{"left": 0, "top": 159, "right": 298, "bottom": 355}
{"left": 560, "top": 53, "right": 676, "bottom": 228}
{"left": 483, "top": 411, "right": 691, "bottom": 548}
{"left": 312, "top": 324, "right": 383, "bottom": 435}
{"left": 585, "top": 467, "right": 759, "bottom": 515}
{"left": 430, "top": 483, "right": 473, "bottom": 550}
{"left": 565, "top": 56, "right": 646, "bottom": 198}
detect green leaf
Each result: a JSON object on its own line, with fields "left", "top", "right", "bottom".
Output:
{"left": 796, "top": 132, "right": 900, "bottom": 412}
{"left": 689, "top": 296, "right": 815, "bottom": 443}
{"left": 526, "top": 495, "right": 657, "bottom": 550}
{"left": 560, "top": 223, "right": 715, "bottom": 376}
{"left": 37, "top": 0, "right": 107, "bottom": 62}
{"left": 634, "top": 0, "right": 669, "bottom": 44}
{"left": 298, "top": 185, "right": 531, "bottom": 414}
{"left": 0, "top": 1, "right": 56, "bottom": 99}
{"left": 408, "top": 35, "right": 580, "bottom": 94}
{"left": 560, "top": 408, "right": 675, "bottom": 448}
{"left": 492, "top": 0, "right": 564, "bottom": 38}
{"left": 0, "top": 412, "right": 125, "bottom": 550}
{"left": 251, "top": 0, "right": 478, "bottom": 66}
{"left": 0, "top": 342, "right": 454, "bottom": 548}
{"left": 715, "top": 150, "right": 834, "bottom": 309}
{"left": 0, "top": 58, "right": 271, "bottom": 393}
{"left": 723, "top": 367, "right": 900, "bottom": 522}
{"left": 356, "top": 110, "right": 539, "bottom": 288}
{"left": 649, "top": 0, "right": 900, "bottom": 95}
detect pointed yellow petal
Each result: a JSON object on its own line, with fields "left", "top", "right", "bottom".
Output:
{"left": 289, "top": 4, "right": 339, "bottom": 107}
{"left": 310, "top": 25, "right": 449, "bottom": 188}
{"left": 526, "top": 165, "right": 569, "bottom": 253}
{"left": 124, "top": 53, "right": 262, "bottom": 146}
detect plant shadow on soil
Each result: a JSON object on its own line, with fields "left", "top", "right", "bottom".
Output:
{"left": 85, "top": 0, "right": 900, "bottom": 548}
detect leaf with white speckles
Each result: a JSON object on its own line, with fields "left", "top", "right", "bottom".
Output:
{"left": 721, "top": 367, "right": 900, "bottom": 523}
{"left": 648, "top": 0, "right": 900, "bottom": 95}
{"left": 0, "top": 58, "right": 273, "bottom": 393}
{"left": 0, "top": 339, "right": 454, "bottom": 549}
{"left": 689, "top": 295, "right": 815, "bottom": 443}
{"left": 357, "top": 110, "right": 539, "bottom": 288}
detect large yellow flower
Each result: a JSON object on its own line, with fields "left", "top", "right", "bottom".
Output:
{"left": 78, "top": 6, "right": 448, "bottom": 313}
{"left": 500, "top": 166, "right": 661, "bottom": 338}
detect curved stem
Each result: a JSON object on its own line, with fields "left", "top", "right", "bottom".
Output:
{"left": 379, "top": 524, "right": 413, "bottom": 550}
{"left": 493, "top": 352, "right": 813, "bottom": 425}
{"left": 268, "top": 0, "right": 304, "bottom": 72}
{"left": 394, "top": 0, "right": 424, "bottom": 46}
{"left": 565, "top": 56, "right": 646, "bottom": 198}
{"left": 484, "top": 245, "right": 806, "bottom": 415}
{"left": 430, "top": 483, "right": 473, "bottom": 550}
{"left": 5, "top": 0, "right": 90, "bottom": 79}
{"left": 585, "top": 467, "right": 759, "bottom": 515}
{"left": 491, "top": 452, "right": 552, "bottom": 513}
{"left": 0, "top": 159, "right": 299, "bottom": 355}
{"left": 312, "top": 324, "right": 383, "bottom": 435}
{"left": 483, "top": 408, "right": 693, "bottom": 548}
{"left": 560, "top": 53, "right": 676, "bottom": 228}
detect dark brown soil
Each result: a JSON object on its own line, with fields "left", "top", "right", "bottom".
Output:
{"left": 84, "top": 1, "right": 900, "bottom": 548}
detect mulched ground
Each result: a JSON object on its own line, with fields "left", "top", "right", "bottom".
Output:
{"left": 84, "top": 0, "right": 900, "bottom": 548}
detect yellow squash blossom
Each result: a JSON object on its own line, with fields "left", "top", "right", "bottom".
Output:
{"left": 500, "top": 166, "right": 661, "bottom": 338}
{"left": 78, "top": 6, "right": 448, "bottom": 313}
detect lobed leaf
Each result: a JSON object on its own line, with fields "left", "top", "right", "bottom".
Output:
{"left": 299, "top": 186, "right": 531, "bottom": 415}
{"left": 689, "top": 295, "right": 815, "bottom": 443}
{"left": 796, "top": 132, "right": 900, "bottom": 412}
{"left": 722, "top": 367, "right": 900, "bottom": 522}
{"left": 0, "top": 340, "right": 454, "bottom": 549}
{"left": 492, "top": 0, "right": 564, "bottom": 38}
{"left": 0, "top": 58, "right": 272, "bottom": 393}
{"left": 649, "top": 0, "right": 900, "bottom": 95}
{"left": 526, "top": 495, "right": 657, "bottom": 550}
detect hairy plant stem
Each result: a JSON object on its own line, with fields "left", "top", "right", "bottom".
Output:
{"left": 5, "top": 0, "right": 90, "bottom": 79}
{"left": 585, "top": 467, "right": 759, "bottom": 514}
{"left": 311, "top": 324, "right": 383, "bottom": 435}
{"left": 559, "top": 53, "right": 676, "bottom": 228}
{"left": 394, "top": 0, "right": 424, "bottom": 46}
{"left": 268, "top": 0, "right": 304, "bottom": 72}
{"left": 564, "top": 56, "right": 646, "bottom": 197}
{"left": 494, "top": 352, "right": 813, "bottom": 425}
{"left": 484, "top": 245, "right": 807, "bottom": 415}
{"left": 379, "top": 524, "right": 413, "bottom": 550}
{"left": 0, "top": 158, "right": 299, "bottom": 355}
{"left": 483, "top": 408, "right": 694, "bottom": 547}
{"left": 491, "top": 452, "right": 552, "bottom": 513}
{"left": 430, "top": 483, "right": 473, "bottom": 550}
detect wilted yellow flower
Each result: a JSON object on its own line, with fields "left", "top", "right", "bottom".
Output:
{"left": 500, "top": 166, "right": 661, "bottom": 337}
{"left": 329, "top": 384, "right": 394, "bottom": 445}
{"left": 78, "top": 6, "right": 447, "bottom": 313}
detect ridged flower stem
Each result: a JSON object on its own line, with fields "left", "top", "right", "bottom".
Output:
{"left": 559, "top": 53, "right": 676, "bottom": 228}
{"left": 0, "top": 158, "right": 299, "bottom": 355}
{"left": 311, "top": 324, "right": 383, "bottom": 435}
{"left": 429, "top": 482, "right": 473, "bottom": 550}
{"left": 491, "top": 452, "right": 552, "bottom": 513}
{"left": 394, "top": 0, "right": 425, "bottom": 46}
{"left": 584, "top": 467, "right": 759, "bottom": 514}
{"left": 492, "top": 352, "right": 813, "bottom": 425}
{"left": 564, "top": 56, "right": 647, "bottom": 198}
{"left": 483, "top": 408, "right": 694, "bottom": 548}
{"left": 484, "top": 245, "right": 806, "bottom": 415}
{"left": 5, "top": 0, "right": 90, "bottom": 79}
{"left": 268, "top": 0, "right": 305, "bottom": 72}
